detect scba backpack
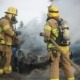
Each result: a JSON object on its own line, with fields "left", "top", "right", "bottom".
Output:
{"left": 57, "top": 18, "right": 70, "bottom": 46}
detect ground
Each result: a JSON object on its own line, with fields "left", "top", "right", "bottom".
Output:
{"left": 0, "top": 66, "right": 80, "bottom": 80}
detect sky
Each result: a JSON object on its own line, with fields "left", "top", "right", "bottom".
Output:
{"left": 0, "top": 0, "right": 51, "bottom": 24}
{"left": 0, "top": 0, "right": 80, "bottom": 43}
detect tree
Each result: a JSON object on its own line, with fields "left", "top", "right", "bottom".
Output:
{"left": 19, "top": 21, "right": 24, "bottom": 28}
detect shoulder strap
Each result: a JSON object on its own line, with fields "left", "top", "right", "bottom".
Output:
{"left": 55, "top": 18, "right": 63, "bottom": 26}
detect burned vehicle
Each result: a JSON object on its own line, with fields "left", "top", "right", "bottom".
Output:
{"left": 15, "top": 47, "right": 48, "bottom": 65}
{"left": 14, "top": 47, "right": 49, "bottom": 73}
{"left": 11, "top": 27, "right": 49, "bottom": 73}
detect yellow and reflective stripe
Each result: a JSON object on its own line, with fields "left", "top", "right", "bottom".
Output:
{"left": 11, "top": 31, "right": 14, "bottom": 36}
{"left": 3, "top": 25, "right": 10, "bottom": 31}
{"left": 60, "top": 46, "right": 69, "bottom": 53}
{"left": 48, "top": 44, "right": 69, "bottom": 52}
{"left": 6, "top": 42, "right": 12, "bottom": 46}
{"left": 9, "top": 66, "right": 12, "bottom": 71}
{"left": 0, "top": 69, "right": 3, "bottom": 74}
{"left": 4, "top": 66, "right": 12, "bottom": 71}
{"left": 44, "top": 24, "right": 52, "bottom": 31}
{"left": 0, "top": 40, "right": 6, "bottom": 44}
{"left": 0, "top": 40, "right": 12, "bottom": 46}
{"left": 52, "top": 28, "right": 59, "bottom": 37}
{"left": 0, "top": 25, "right": 14, "bottom": 36}
{"left": 50, "top": 79, "right": 59, "bottom": 80}
{"left": 4, "top": 67, "right": 8, "bottom": 70}
{"left": 67, "top": 77, "right": 74, "bottom": 80}
{"left": 48, "top": 43, "right": 55, "bottom": 48}
{"left": 3, "top": 25, "right": 14, "bottom": 36}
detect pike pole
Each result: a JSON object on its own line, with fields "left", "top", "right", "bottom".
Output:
{"left": 40, "top": 32, "right": 80, "bottom": 74}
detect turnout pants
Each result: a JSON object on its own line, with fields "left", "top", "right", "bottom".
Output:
{"left": 4, "top": 46, "right": 12, "bottom": 67}
{"left": 0, "top": 45, "right": 12, "bottom": 74}
{"left": 49, "top": 46, "right": 74, "bottom": 80}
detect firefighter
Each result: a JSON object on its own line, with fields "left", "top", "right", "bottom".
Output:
{"left": 43, "top": 5, "right": 74, "bottom": 80}
{"left": 0, "top": 7, "right": 18, "bottom": 75}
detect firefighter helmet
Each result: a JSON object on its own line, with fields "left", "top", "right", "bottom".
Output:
{"left": 5, "top": 7, "right": 18, "bottom": 16}
{"left": 48, "top": 5, "right": 59, "bottom": 17}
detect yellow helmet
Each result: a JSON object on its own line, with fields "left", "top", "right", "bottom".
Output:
{"left": 48, "top": 5, "right": 59, "bottom": 17}
{"left": 5, "top": 7, "right": 18, "bottom": 16}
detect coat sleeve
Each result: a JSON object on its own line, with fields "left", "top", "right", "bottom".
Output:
{"left": 44, "top": 22, "right": 51, "bottom": 41}
{"left": 44, "top": 19, "right": 56, "bottom": 41}
{"left": 1, "top": 19, "right": 15, "bottom": 37}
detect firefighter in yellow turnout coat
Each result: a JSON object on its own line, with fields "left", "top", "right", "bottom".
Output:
{"left": 0, "top": 7, "right": 18, "bottom": 75}
{"left": 43, "top": 5, "right": 74, "bottom": 80}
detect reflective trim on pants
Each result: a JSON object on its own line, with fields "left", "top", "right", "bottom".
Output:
{"left": 4, "top": 66, "right": 12, "bottom": 71}
{"left": 0, "top": 69, "right": 3, "bottom": 74}
{"left": 50, "top": 79, "right": 59, "bottom": 80}
{"left": 67, "top": 77, "right": 74, "bottom": 80}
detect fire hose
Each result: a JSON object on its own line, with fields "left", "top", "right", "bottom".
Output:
{"left": 40, "top": 32, "right": 80, "bottom": 74}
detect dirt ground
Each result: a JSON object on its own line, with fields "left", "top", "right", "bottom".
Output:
{"left": 0, "top": 67, "right": 80, "bottom": 80}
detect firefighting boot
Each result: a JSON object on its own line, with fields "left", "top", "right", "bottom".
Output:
{"left": 0, "top": 54, "right": 5, "bottom": 75}
{"left": 67, "top": 77, "right": 74, "bottom": 80}
{"left": 0, "top": 68, "right": 3, "bottom": 75}
{"left": 50, "top": 79, "right": 59, "bottom": 80}
{"left": 4, "top": 66, "right": 12, "bottom": 74}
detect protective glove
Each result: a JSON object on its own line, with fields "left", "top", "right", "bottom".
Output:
{"left": 12, "top": 33, "right": 19, "bottom": 45}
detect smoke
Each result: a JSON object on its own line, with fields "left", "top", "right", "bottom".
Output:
{"left": 18, "top": 16, "right": 47, "bottom": 55}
